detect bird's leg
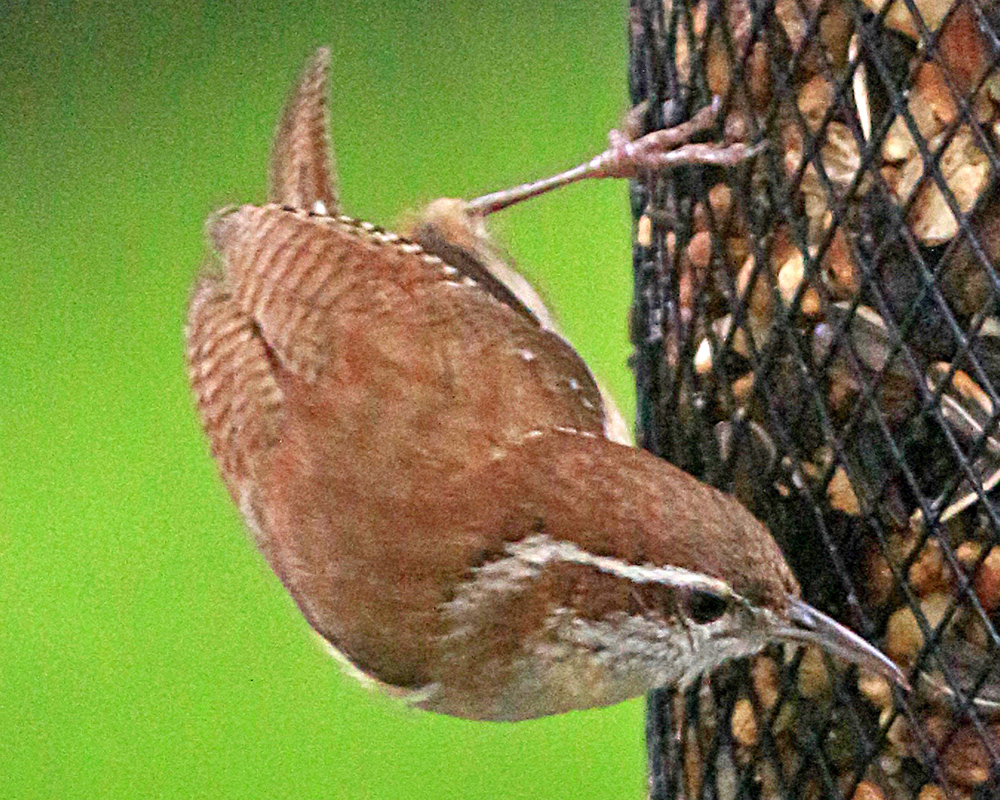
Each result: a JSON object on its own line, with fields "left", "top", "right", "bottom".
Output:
{"left": 464, "top": 99, "right": 764, "bottom": 217}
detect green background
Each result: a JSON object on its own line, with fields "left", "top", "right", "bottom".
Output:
{"left": 2, "top": 2, "right": 642, "bottom": 797}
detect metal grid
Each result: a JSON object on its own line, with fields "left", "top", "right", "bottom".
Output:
{"left": 628, "top": 1, "right": 1000, "bottom": 798}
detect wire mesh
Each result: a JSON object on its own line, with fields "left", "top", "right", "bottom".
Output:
{"left": 628, "top": 1, "right": 1000, "bottom": 798}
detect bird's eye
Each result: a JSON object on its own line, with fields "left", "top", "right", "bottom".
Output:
{"left": 685, "top": 590, "right": 729, "bottom": 624}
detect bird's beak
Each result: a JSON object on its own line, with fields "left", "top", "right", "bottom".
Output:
{"left": 776, "top": 596, "right": 910, "bottom": 690}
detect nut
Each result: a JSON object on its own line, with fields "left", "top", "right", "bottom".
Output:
{"left": 686, "top": 230, "right": 712, "bottom": 271}
{"left": 799, "top": 76, "right": 835, "bottom": 131}
{"left": 737, "top": 254, "right": 773, "bottom": 321}
{"left": 858, "top": 673, "right": 892, "bottom": 711}
{"left": 731, "top": 698, "right": 758, "bottom": 747}
{"left": 937, "top": 1, "right": 993, "bottom": 97}
{"left": 637, "top": 215, "right": 652, "bottom": 247}
{"left": 821, "top": 227, "right": 856, "bottom": 298}
{"left": 865, "top": 548, "right": 896, "bottom": 607}
{"left": 752, "top": 655, "right": 780, "bottom": 709}
{"left": 851, "top": 780, "right": 885, "bottom": 800}
{"left": 885, "top": 592, "right": 951, "bottom": 664}
{"left": 828, "top": 466, "right": 860, "bottom": 515}
{"left": 708, "top": 184, "right": 733, "bottom": 223}
{"left": 777, "top": 250, "right": 821, "bottom": 316}
{"left": 732, "top": 373, "right": 755, "bottom": 405}
{"left": 915, "top": 61, "right": 957, "bottom": 125}
{"left": 819, "top": 5, "right": 851, "bottom": 67}
{"left": 942, "top": 724, "right": 999, "bottom": 788}
{"left": 908, "top": 539, "right": 947, "bottom": 596}
{"left": 974, "top": 547, "right": 1000, "bottom": 612}
{"left": 797, "top": 645, "right": 831, "bottom": 699}
{"left": 956, "top": 540, "right": 983, "bottom": 568}
{"left": 883, "top": 93, "right": 943, "bottom": 163}
{"left": 897, "top": 127, "right": 991, "bottom": 245}
{"left": 746, "top": 42, "right": 770, "bottom": 107}
{"left": 860, "top": 0, "right": 954, "bottom": 38}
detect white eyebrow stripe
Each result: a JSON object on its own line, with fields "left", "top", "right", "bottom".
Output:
{"left": 501, "top": 535, "right": 734, "bottom": 596}
{"left": 442, "top": 534, "right": 736, "bottom": 647}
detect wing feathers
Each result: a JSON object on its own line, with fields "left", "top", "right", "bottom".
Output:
{"left": 185, "top": 275, "right": 285, "bottom": 480}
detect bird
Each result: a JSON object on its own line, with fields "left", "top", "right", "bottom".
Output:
{"left": 185, "top": 47, "right": 907, "bottom": 721}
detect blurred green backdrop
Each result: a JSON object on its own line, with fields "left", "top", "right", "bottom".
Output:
{"left": 2, "top": 2, "right": 641, "bottom": 798}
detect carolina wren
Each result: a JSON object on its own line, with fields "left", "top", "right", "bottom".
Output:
{"left": 186, "top": 48, "right": 906, "bottom": 721}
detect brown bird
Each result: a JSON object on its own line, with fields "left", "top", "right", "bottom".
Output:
{"left": 185, "top": 48, "right": 906, "bottom": 721}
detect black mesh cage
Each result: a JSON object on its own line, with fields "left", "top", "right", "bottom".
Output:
{"left": 627, "top": 1, "right": 1000, "bottom": 798}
